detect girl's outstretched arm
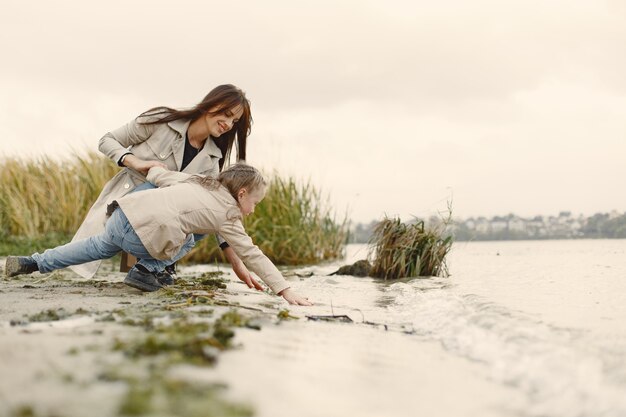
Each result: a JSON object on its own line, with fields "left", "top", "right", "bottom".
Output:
{"left": 220, "top": 219, "right": 313, "bottom": 305}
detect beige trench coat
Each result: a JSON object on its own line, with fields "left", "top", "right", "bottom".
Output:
{"left": 70, "top": 116, "right": 223, "bottom": 278}
{"left": 116, "top": 167, "right": 290, "bottom": 294}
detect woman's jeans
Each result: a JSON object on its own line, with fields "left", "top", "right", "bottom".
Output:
{"left": 31, "top": 208, "right": 195, "bottom": 274}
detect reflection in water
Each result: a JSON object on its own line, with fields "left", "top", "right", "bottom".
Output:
{"left": 374, "top": 294, "right": 395, "bottom": 308}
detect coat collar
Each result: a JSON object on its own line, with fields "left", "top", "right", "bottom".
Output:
{"left": 168, "top": 119, "right": 223, "bottom": 172}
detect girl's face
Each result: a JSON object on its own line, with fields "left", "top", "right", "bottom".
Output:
{"left": 237, "top": 186, "right": 266, "bottom": 216}
{"left": 204, "top": 104, "right": 244, "bottom": 137}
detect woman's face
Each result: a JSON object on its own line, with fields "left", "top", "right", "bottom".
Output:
{"left": 237, "top": 186, "right": 266, "bottom": 216}
{"left": 204, "top": 104, "right": 244, "bottom": 137}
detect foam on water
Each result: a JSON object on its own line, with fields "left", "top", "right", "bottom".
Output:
{"left": 383, "top": 278, "right": 626, "bottom": 417}
{"left": 208, "top": 241, "right": 626, "bottom": 417}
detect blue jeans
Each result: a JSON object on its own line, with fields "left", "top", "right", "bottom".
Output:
{"left": 31, "top": 208, "right": 195, "bottom": 274}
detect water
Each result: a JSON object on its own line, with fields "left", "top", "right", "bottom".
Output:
{"left": 205, "top": 240, "right": 626, "bottom": 417}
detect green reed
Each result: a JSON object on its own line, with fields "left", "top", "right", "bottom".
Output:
{"left": 0, "top": 155, "right": 347, "bottom": 265}
{"left": 186, "top": 175, "right": 347, "bottom": 265}
{"left": 0, "top": 152, "right": 118, "bottom": 240}
{"left": 368, "top": 216, "right": 453, "bottom": 279}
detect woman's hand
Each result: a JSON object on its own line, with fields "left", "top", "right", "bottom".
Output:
{"left": 279, "top": 288, "right": 313, "bottom": 306}
{"left": 123, "top": 155, "right": 167, "bottom": 175}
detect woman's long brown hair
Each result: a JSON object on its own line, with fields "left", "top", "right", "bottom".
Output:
{"left": 137, "top": 84, "right": 252, "bottom": 170}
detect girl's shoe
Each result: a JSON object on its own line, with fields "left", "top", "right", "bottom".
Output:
{"left": 164, "top": 263, "right": 177, "bottom": 281}
{"left": 5, "top": 256, "right": 38, "bottom": 278}
{"left": 155, "top": 271, "right": 175, "bottom": 286}
{"left": 123, "top": 266, "right": 163, "bottom": 292}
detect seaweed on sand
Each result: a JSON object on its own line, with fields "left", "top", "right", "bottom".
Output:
{"left": 113, "top": 310, "right": 253, "bottom": 365}
{"left": 117, "top": 377, "right": 253, "bottom": 417}
{"left": 277, "top": 309, "right": 299, "bottom": 321}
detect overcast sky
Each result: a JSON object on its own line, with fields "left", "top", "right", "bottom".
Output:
{"left": 1, "top": 0, "right": 625, "bottom": 222}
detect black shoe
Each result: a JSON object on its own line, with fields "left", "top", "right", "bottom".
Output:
{"left": 164, "top": 263, "right": 178, "bottom": 281}
{"left": 5, "top": 256, "right": 39, "bottom": 278}
{"left": 155, "top": 270, "right": 175, "bottom": 286}
{"left": 123, "top": 266, "right": 164, "bottom": 292}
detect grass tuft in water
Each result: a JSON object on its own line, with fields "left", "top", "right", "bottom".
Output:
{"left": 368, "top": 216, "right": 453, "bottom": 279}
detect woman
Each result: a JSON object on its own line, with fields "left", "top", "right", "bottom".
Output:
{"left": 71, "top": 84, "right": 257, "bottom": 287}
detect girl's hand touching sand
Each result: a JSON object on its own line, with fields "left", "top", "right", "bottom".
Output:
{"left": 279, "top": 288, "right": 313, "bottom": 306}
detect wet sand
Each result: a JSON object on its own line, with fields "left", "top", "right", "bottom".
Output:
{"left": 0, "top": 255, "right": 517, "bottom": 417}
{"left": 0, "top": 258, "right": 259, "bottom": 417}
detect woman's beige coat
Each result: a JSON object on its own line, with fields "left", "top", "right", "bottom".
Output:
{"left": 116, "top": 167, "right": 290, "bottom": 295}
{"left": 70, "top": 116, "right": 223, "bottom": 278}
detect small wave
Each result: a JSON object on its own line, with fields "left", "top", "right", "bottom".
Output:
{"left": 383, "top": 282, "right": 626, "bottom": 417}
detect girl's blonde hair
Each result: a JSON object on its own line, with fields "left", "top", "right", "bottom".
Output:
{"left": 188, "top": 163, "right": 266, "bottom": 201}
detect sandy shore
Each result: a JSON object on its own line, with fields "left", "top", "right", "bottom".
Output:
{"left": 0, "top": 258, "right": 265, "bottom": 417}
{"left": 0, "top": 255, "right": 519, "bottom": 417}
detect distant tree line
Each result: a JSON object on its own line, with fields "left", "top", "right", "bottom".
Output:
{"left": 349, "top": 211, "right": 626, "bottom": 243}
{"left": 581, "top": 212, "right": 626, "bottom": 238}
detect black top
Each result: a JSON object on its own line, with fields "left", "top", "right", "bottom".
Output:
{"left": 181, "top": 133, "right": 203, "bottom": 171}
{"left": 181, "top": 134, "right": 230, "bottom": 251}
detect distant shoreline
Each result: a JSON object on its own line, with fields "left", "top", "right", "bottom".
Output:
{"left": 349, "top": 210, "right": 626, "bottom": 243}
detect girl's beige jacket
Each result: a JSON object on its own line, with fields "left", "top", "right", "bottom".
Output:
{"left": 70, "top": 116, "right": 223, "bottom": 278}
{"left": 117, "top": 167, "right": 290, "bottom": 295}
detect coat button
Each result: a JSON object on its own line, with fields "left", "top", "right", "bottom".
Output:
{"left": 160, "top": 153, "right": 165, "bottom": 159}
{"left": 124, "top": 183, "right": 130, "bottom": 189}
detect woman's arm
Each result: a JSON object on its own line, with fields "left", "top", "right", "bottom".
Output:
{"left": 99, "top": 116, "right": 163, "bottom": 173}
{"left": 119, "top": 154, "right": 167, "bottom": 175}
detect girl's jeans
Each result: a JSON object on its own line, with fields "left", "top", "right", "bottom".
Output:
{"left": 31, "top": 208, "right": 195, "bottom": 274}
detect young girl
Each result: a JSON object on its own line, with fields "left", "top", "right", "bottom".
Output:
{"left": 5, "top": 164, "right": 313, "bottom": 306}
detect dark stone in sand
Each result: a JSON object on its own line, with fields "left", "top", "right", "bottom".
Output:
{"left": 328, "top": 259, "right": 372, "bottom": 277}
{"left": 306, "top": 315, "right": 353, "bottom": 323}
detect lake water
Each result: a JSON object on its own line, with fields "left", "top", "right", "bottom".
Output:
{"left": 202, "top": 240, "right": 626, "bottom": 417}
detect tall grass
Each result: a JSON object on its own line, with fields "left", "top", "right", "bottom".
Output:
{"left": 0, "top": 155, "right": 347, "bottom": 265}
{"left": 0, "top": 152, "right": 118, "bottom": 239}
{"left": 186, "top": 175, "right": 347, "bottom": 265}
{"left": 368, "top": 216, "right": 453, "bottom": 279}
